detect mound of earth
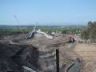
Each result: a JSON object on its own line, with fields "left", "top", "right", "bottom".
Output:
{"left": 0, "top": 34, "right": 82, "bottom": 72}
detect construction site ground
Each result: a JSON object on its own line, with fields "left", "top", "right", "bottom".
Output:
{"left": 0, "top": 33, "right": 96, "bottom": 72}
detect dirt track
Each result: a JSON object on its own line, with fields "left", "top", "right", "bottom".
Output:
{"left": 74, "top": 43, "right": 96, "bottom": 72}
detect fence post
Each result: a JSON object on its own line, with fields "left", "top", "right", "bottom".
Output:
{"left": 56, "top": 49, "right": 59, "bottom": 72}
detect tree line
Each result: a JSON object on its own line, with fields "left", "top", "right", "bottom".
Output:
{"left": 81, "top": 21, "right": 96, "bottom": 42}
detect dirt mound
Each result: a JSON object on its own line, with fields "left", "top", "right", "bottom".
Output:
{"left": 0, "top": 34, "right": 80, "bottom": 72}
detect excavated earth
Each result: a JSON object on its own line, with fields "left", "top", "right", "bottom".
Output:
{"left": 0, "top": 34, "right": 83, "bottom": 72}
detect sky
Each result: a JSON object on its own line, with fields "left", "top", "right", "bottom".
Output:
{"left": 0, "top": 0, "right": 96, "bottom": 25}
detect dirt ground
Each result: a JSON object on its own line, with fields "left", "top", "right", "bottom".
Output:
{"left": 1, "top": 33, "right": 96, "bottom": 72}
{"left": 74, "top": 43, "right": 96, "bottom": 72}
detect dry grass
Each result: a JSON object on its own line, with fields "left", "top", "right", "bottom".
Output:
{"left": 74, "top": 43, "right": 96, "bottom": 72}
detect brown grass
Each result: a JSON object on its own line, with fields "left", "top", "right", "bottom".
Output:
{"left": 74, "top": 43, "right": 96, "bottom": 72}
